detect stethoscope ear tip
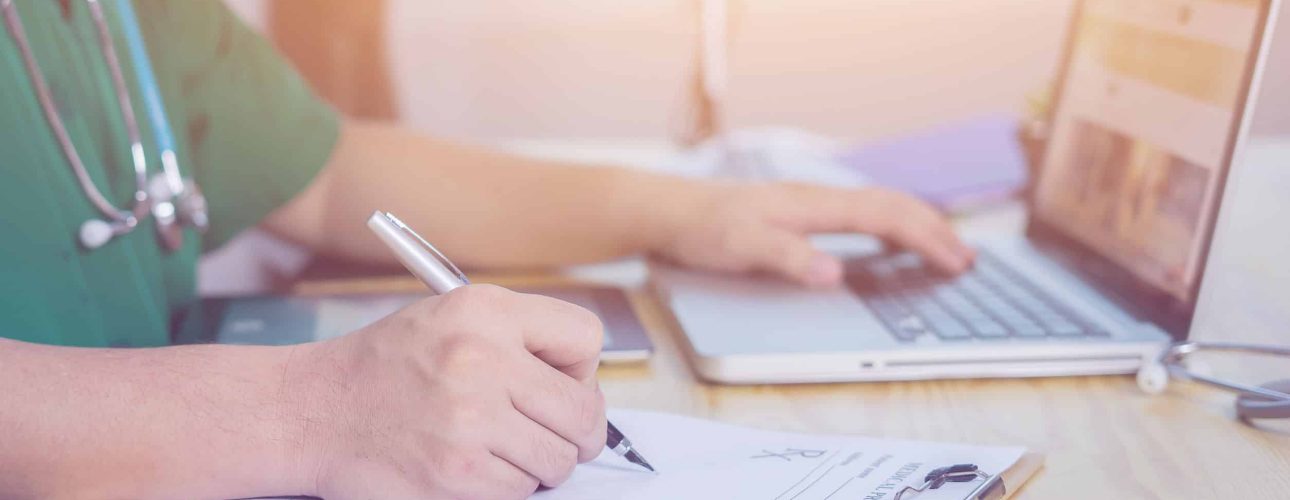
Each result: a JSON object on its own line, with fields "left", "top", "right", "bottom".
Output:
{"left": 79, "top": 219, "right": 115, "bottom": 250}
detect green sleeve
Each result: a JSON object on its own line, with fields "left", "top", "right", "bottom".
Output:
{"left": 138, "top": 0, "right": 341, "bottom": 251}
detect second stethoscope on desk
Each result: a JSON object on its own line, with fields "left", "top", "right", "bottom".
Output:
{"left": 2, "top": 0, "right": 207, "bottom": 251}
{"left": 1138, "top": 341, "right": 1290, "bottom": 421}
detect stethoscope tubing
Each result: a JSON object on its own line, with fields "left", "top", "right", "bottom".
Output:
{"left": 3, "top": 0, "right": 205, "bottom": 249}
{"left": 115, "top": 0, "right": 185, "bottom": 196}
{"left": 87, "top": 0, "right": 150, "bottom": 220}
{"left": 1161, "top": 341, "right": 1290, "bottom": 402}
{"left": 2, "top": 0, "right": 147, "bottom": 224}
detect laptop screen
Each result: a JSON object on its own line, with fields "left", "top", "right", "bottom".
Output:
{"left": 1029, "top": 0, "right": 1271, "bottom": 335}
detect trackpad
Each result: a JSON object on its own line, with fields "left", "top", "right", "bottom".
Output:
{"left": 655, "top": 269, "right": 896, "bottom": 357}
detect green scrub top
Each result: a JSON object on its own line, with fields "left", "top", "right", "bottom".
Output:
{"left": 0, "top": 0, "right": 339, "bottom": 347}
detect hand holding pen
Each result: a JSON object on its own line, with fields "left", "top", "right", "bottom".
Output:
{"left": 368, "top": 211, "right": 656, "bottom": 473}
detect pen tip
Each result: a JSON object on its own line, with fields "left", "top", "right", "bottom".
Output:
{"left": 626, "top": 451, "right": 656, "bottom": 473}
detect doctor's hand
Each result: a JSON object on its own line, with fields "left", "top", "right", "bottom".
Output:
{"left": 290, "top": 285, "right": 607, "bottom": 500}
{"left": 656, "top": 182, "right": 974, "bottom": 287}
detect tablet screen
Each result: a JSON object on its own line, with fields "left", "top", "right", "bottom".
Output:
{"left": 177, "top": 286, "right": 653, "bottom": 361}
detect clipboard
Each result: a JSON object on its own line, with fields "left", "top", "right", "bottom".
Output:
{"left": 1000, "top": 452, "right": 1045, "bottom": 499}
{"left": 894, "top": 451, "right": 1044, "bottom": 500}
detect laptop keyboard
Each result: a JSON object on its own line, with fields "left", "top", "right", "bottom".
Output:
{"left": 844, "top": 250, "right": 1107, "bottom": 342}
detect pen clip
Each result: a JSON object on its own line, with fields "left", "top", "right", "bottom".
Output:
{"left": 382, "top": 212, "right": 470, "bottom": 286}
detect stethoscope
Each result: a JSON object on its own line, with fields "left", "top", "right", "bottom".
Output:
{"left": 2, "top": 0, "right": 207, "bottom": 251}
{"left": 1137, "top": 341, "right": 1290, "bottom": 421}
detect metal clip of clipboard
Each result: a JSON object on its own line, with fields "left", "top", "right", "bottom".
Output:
{"left": 892, "top": 463, "right": 1006, "bottom": 500}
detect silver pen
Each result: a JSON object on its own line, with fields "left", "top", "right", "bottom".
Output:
{"left": 366, "top": 210, "right": 656, "bottom": 472}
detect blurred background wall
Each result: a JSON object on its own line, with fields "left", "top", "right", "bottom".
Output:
{"left": 225, "top": 0, "right": 1072, "bottom": 144}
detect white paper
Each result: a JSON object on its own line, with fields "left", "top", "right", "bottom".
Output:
{"left": 533, "top": 410, "right": 1025, "bottom": 500}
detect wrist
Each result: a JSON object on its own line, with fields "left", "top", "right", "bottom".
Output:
{"left": 270, "top": 340, "right": 351, "bottom": 497}
{"left": 613, "top": 170, "right": 729, "bottom": 255}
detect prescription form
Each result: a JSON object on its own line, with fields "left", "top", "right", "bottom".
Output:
{"left": 534, "top": 410, "right": 1027, "bottom": 500}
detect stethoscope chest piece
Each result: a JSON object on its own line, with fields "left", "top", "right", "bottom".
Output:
{"left": 1236, "top": 379, "right": 1290, "bottom": 420}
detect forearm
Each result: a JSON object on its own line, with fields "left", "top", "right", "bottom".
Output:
{"left": 265, "top": 120, "right": 721, "bottom": 268}
{"left": 0, "top": 338, "right": 315, "bottom": 499}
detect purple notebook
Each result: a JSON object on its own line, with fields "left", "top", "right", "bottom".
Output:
{"left": 837, "top": 115, "right": 1029, "bottom": 212}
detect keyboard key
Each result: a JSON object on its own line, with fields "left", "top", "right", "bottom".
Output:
{"left": 931, "top": 318, "right": 973, "bottom": 340}
{"left": 868, "top": 302, "right": 920, "bottom": 337}
{"left": 970, "top": 321, "right": 1010, "bottom": 338}
{"left": 946, "top": 305, "right": 989, "bottom": 323}
{"left": 910, "top": 298, "right": 951, "bottom": 319}
{"left": 1012, "top": 323, "right": 1048, "bottom": 338}
{"left": 866, "top": 297, "right": 904, "bottom": 316}
{"left": 844, "top": 250, "right": 1100, "bottom": 343}
{"left": 993, "top": 306, "right": 1032, "bottom": 324}
{"left": 1016, "top": 300, "right": 1057, "bottom": 318}
{"left": 1032, "top": 310, "right": 1076, "bottom": 328}
{"left": 1048, "top": 322, "right": 1084, "bottom": 336}
{"left": 978, "top": 297, "right": 1011, "bottom": 312}
{"left": 892, "top": 315, "right": 927, "bottom": 341}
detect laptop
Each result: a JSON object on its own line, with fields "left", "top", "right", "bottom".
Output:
{"left": 651, "top": 0, "right": 1282, "bottom": 384}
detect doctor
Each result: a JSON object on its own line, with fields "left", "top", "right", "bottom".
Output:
{"left": 0, "top": 0, "right": 972, "bottom": 498}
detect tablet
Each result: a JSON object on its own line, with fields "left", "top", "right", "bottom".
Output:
{"left": 174, "top": 286, "right": 653, "bottom": 363}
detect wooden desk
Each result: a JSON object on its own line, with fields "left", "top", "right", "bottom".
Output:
{"left": 299, "top": 272, "right": 1290, "bottom": 499}
{"left": 297, "top": 165, "right": 1290, "bottom": 497}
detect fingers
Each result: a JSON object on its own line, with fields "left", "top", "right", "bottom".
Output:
{"left": 343, "top": 287, "right": 605, "bottom": 500}
{"left": 430, "top": 450, "right": 539, "bottom": 500}
{"left": 490, "top": 411, "right": 581, "bottom": 487}
{"left": 436, "top": 286, "right": 605, "bottom": 380}
{"left": 743, "top": 227, "right": 844, "bottom": 287}
{"left": 518, "top": 295, "right": 604, "bottom": 381}
{"left": 430, "top": 285, "right": 607, "bottom": 460}
{"left": 507, "top": 291, "right": 605, "bottom": 380}
{"left": 877, "top": 212, "right": 972, "bottom": 274}
{"left": 786, "top": 185, "right": 974, "bottom": 274}
{"left": 469, "top": 453, "right": 542, "bottom": 500}
{"left": 509, "top": 354, "right": 608, "bottom": 463}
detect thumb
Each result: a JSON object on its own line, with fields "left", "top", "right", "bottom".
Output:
{"left": 745, "top": 228, "right": 844, "bottom": 287}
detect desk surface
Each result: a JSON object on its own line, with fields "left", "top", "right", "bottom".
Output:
{"left": 295, "top": 190, "right": 1290, "bottom": 499}
{"left": 300, "top": 269, "right": 1290, "bottom": 500}
{"left": 285, "top": 138, "right": 1290, "bottom": 497}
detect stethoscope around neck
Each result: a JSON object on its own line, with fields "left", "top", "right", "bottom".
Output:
{"left": 2, "top": 0, "right": 207, "bottom": 251}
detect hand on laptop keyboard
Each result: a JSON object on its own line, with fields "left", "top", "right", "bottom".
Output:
{"left": 655, "top": 183, "right": 976, "bottom": 288}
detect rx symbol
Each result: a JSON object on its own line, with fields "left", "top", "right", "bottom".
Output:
{"left": 751, "top": 448, "right": 828, "bottom": 461}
